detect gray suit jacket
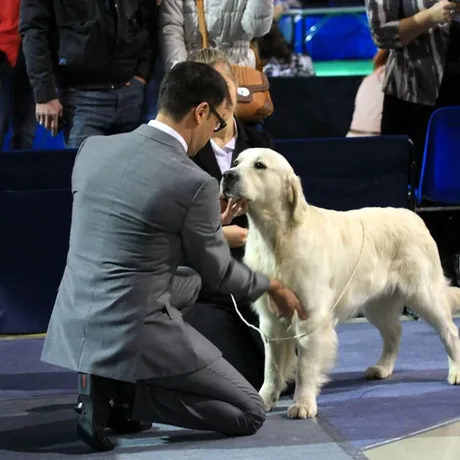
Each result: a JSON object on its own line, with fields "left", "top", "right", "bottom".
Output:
{"left": 41, "top": 124, "right": 270, "bottom": 383}
{"left": 366, "top": 0, "right": 450, "bottom": 106}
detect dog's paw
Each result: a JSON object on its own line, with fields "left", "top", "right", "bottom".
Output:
{"left": 259, "top": 387, "right": 279, "bottom": 412}
{"left": 287, "top": 402, "right": 317, "bottom": 419}
{"left": 448, "top": 369, "right": 460, "bottom": 385}
{"left": 364, "top": 365, "right": 392, "bottom": 380}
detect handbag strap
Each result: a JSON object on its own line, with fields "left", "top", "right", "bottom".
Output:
{"left": 196, "top": 0, "right": 209, "bottom": 49}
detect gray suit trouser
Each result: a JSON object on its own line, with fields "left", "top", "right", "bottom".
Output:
{"left": 135, "top": 267, "right": 266, "bottom": 437}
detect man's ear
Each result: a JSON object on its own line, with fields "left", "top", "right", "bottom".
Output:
{"left": 194, "top": 102, "right": 209, "bottom": 125}
{"left": 286, "top": 173, "right": 305, "bottom": 224}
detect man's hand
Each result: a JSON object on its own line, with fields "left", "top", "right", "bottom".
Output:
{"left": 267, "top": 279, "right": 307, "bottom": 321}
{"left": 223, "top": 225, "right": 248, "bottom": 248}
{"left": 134, "top": 76, "right": 146, "bottom": 85}
{"left": 220, "top": 197, "right": 248, "bottom": 225}
{"left": 36, "top": 99, "right": 63, "bottom": 137}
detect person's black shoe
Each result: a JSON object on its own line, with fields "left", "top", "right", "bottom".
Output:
{"left": 107, "top": 404, "right": 152, "bottom": 434}
{"left": 76, "top": 373, "right": 116, "bottom": 452}
{"left": 74, "top": 397, "right": 83, "bottom": 414}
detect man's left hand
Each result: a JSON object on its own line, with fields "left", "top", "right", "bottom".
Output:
{"left": 134, "top": 76, "right": 146, "bottom": 85}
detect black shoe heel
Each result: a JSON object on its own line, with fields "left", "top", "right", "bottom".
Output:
{"left": 76, "top": 374, "right": 116, "bottom": 452}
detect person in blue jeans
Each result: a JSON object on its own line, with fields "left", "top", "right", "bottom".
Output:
{"left": 0, "top": 0, "right": 36, "bottom": 151}
{"left": 19, "top": 0, "right": 159, "bottom": 149}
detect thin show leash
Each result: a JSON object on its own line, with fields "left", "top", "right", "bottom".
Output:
{"left": 230, "top": 220, "right": 366, "bottom": 344}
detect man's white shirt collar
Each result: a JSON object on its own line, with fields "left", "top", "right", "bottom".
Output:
{"left": 148, "top": 119, "right": 188, "bottom": 154}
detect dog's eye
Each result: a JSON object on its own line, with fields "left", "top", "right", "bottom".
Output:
{"left": 254, "top": 162, "right": 266, "bottom": 170}
{"left": 233, "top": 160, "right": 239, "bottom": 166}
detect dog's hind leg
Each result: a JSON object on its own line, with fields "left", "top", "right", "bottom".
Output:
{"left": 363, "top": 297, "right": 403, "bottom": 380}
{"left": 408, "top": 286, "right": 460, "bottom": 385}
{"left": 288, "top": 324, "right": 338, "bottom": 419}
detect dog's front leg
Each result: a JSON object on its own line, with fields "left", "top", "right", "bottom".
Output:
{"left": 258, "top": 320, "right": 293, "bottom": 412}
{"left": 288, "top": 325, "right": 337, "bottom": 419}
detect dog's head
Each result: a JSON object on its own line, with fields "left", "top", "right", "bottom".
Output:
{"left": 221, "top": 148, "right": 305, "bottom": 223}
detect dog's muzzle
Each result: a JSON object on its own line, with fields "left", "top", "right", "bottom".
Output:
{"left": 221, "top": 169, "right": 240, "bottom": 198}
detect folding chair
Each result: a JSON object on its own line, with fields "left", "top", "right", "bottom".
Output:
{"left": 414, "top": 106, "right": 460, "bottom": 211}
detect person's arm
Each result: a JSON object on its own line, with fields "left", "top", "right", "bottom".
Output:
{"left": 366, "top": 0, "right": 457, "bottom": 48}
{"left": 182, "top": 177, "right": 269, "bottom": 301}
{"left": 19, "top": 0, "right": 57, "bottom": 103}
{"left": 242, "top": 0, "right": 274, "bottom": 38}
{"left": 135, "top": 0, "right": 159, "bottom": 82}
{"left": 159, "top": 0, "right": 187, "bottom": 71}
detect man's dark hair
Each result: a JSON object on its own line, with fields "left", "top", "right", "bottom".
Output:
{"left": 158, "top": 61, "right": 230, "bottom": 122}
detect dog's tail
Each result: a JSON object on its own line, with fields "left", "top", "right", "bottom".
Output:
{"left": 448, "top": 286, "right": 460, "bottom": 313}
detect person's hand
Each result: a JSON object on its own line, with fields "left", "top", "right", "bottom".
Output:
{"left": 220, "top": 197, "right": 248, "bottom": 225}
{"left": 134, "top": 76, "right": 146, "bottom": 85}
{"left": 267, "top": 280, "right": 307, "bottom": 321}
{"left": 427, "top": 0, "right": 459, "bottom": 25}
{"left": 223, "top": 225, "right": 248, "bottom": 248}
{"left": 274, "top": 3, "right": 287, "bottom": 20}
{"left": 36, "top": 99, "right": 63, "bottom": 137}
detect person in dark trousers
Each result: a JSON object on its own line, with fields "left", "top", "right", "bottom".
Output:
{"left": 0, "top": 0, "right": 36, "bottom": 151}
{"left": 184, "top": 48, "right": 275, "bottom": 390}
{"left": 40, "top": 62, "right": 305, "bottom": 452}
{"left": 19, "top": 0, "right": 158, "bottom": 148}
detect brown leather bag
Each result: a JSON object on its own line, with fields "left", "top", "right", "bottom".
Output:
{"left": 195, "top": 0, "right": 274, "bottom": 123}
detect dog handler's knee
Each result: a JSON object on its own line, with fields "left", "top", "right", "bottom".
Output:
{"left": 239, "top": 393, "right": 267, "bottom": 436}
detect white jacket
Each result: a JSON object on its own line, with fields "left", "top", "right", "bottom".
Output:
{"left": 160, "top": 0, "right": 274, "bottom": 70}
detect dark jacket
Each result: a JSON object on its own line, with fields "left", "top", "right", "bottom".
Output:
{"left": 19, "top": 0, "right": 157, "bottom": 103}
{"left": 193, "top": 118, "right": 274, "bottom": 305}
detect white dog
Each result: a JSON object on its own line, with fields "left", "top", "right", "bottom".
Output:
{"left": 221, "top": 147, "right": 460, "bottom": 420}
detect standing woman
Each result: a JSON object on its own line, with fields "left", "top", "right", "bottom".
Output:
{"left": 366, "top": 0, "right": 460, "bottom": 173}
{"left": 160, "top": 0, "right": 273, "bottom": 71}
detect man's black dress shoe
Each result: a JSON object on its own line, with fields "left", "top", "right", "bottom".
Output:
{"left": 77, "top": 373, "right": 117, "bottom": 452}
{"left": 74, "top": 398, "right": 83, "bottom": 414}
{"left": 75, "top": 374, "right": 150, "bottom": 451}
{"left": 107, "top": 404, "right": 152, "bottom": 434}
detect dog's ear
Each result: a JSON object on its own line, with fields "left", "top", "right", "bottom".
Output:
{"left": 286, "top": 174, "right": 305, "bottom": 224}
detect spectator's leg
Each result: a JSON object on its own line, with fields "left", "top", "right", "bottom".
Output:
{"left": 113, "top": 78, "right": 145, "bottom": 133}
{"left": 144, "top": 63, "right": 164, "bottom": 121}
{"left": 10, "top": 47, "right": 37, "bottom": 150}
{"left": 60, "top": 89, "right": 117, "bottom": 149}
{"left": 0, "top": 52, "right": 15, "bottom": 151}
{"left": 381, "top": 94, "right": 433, "bottom": 179}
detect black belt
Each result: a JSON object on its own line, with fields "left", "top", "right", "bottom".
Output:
{"left": 61, "top": 80, "right": 132, "bottom": 91}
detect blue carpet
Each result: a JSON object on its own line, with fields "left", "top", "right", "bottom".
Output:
{"left": 320, "top": 319, "right": 460, "bottom": 448}
{"left": 0, "top": 395, "right": 364, "bottom": 459}
{"left": 1, "top": 319, "right": 459, "bottom": 455}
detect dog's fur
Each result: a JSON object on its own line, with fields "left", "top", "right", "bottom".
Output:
{"left": 221, "top": 147, "right": 460, "bottom": 419}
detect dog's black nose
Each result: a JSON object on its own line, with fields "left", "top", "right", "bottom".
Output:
{"left": 223, "top": 170, "right": 237, "bottom": 182}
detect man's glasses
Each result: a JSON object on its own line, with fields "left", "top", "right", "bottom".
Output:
{"left": 209, "top": 104, "right": 227, "bottom": 133}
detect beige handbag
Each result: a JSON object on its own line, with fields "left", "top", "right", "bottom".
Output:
{"left": 195, "top": 0, "right": 274, "bottom": 123}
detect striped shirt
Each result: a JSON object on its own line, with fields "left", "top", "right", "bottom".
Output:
{"left": 365, "top": 0, "right": 451, "bottom": 106}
